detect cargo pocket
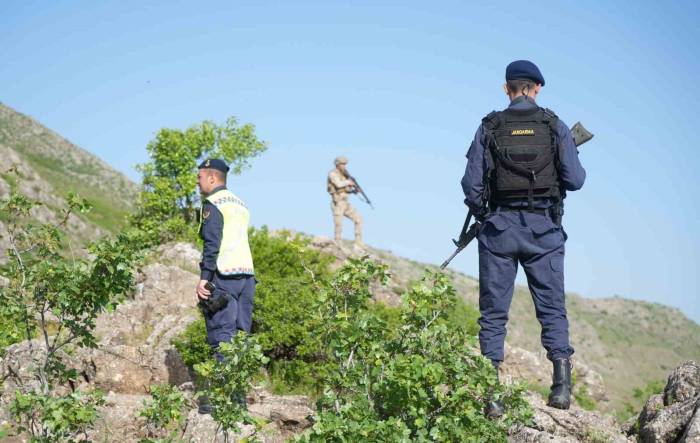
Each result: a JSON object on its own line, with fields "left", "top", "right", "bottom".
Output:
{"left": 550, "top": 254, "right": 564, "bottom": 273}
{"left": 478, "top": 214, "right": 512, "bottom": 255}
{"left": 531, "top": 216, "right": 564, "bottom": 251}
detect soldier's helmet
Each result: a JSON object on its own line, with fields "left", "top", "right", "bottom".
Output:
{"left": 334, "top": 156, "right": 349, "bottom": 165}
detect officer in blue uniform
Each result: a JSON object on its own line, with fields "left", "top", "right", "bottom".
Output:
{"left": 196, "top": 159, "right": 256, "bottom": 414}
{"left": 461, "top": 60, "right": 586, "bottom": 416}
{"left": 196, "top": 159, "right": 256, "bottom": 353}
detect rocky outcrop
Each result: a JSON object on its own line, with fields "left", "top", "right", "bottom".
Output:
{"left": 0, "top": 243, "right": 314, "bottom": 442}
{"left": 510, "top": 393, "right": 632, "bottom": 442}
{"left": 628, "top": 361, "right": 700, "bottom": 442}
{"left": 1, "top": 241, "right": 697, "bottom": 442}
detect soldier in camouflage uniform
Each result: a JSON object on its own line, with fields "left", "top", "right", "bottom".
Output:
{"left": 327, "top": 156, "right": 363, "bottom": 246}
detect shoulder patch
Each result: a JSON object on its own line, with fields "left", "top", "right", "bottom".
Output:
{"left": 203, "top": 209, "right": 211, "bottom": 220}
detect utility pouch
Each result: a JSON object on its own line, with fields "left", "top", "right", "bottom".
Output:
{"left": 199, "top": 282, "right": 230, "bottom": 315}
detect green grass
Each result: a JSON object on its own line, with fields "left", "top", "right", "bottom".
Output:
{"left": 21, "top": 150, "right": 132, "bottom": 233}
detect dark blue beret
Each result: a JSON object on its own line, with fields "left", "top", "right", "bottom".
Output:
{"left": 505, "top": 60, "right": 545, "bottom": 86}
{"left": 198, "top": 158, "right": 230, "bottom": 173}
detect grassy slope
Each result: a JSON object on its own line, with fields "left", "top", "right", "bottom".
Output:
{"left": 0, "top": 102, "right": 137, "bottom": 234}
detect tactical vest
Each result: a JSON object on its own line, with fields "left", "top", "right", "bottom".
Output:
{"left": 204, "top": 189, "right": 255, "bottom": 276}
{"left": 483, "top": 107, "right": 561, "bottom": 210}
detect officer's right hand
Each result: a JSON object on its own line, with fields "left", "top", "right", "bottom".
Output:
{"left": 196, "top": 279, "right": 211, "bottom": 301}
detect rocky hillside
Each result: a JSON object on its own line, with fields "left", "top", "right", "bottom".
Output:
{"left": 2, "top": 241, "right": 698, "bottom": 441}
{"left": 0, "top": 102, "right": 137, "bottom": 255}
{"left": 315, "top": 238, "right": 700, "bottom": 418}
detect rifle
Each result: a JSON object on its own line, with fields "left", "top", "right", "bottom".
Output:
{"left": 440, "top": 212, "right": 480, "bottom": 269}
{"left": 439, "top": 122, "right": 594, "bottom": 270}
{"left": 344, "top": 171, "right": 374, "bottom": 209}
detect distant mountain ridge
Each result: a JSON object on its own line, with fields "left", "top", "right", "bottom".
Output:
{"left": 0, "top": 102, "right": 137, "bottom": 252}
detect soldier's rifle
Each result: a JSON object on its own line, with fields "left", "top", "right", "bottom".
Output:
{"left": 439, "top": 122, "right": 593, "bottom": 270}
{"left": 344, "top": 171, "right": 374, "bottom": 209}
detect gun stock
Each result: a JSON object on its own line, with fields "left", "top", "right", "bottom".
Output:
{"left": 571, "top": 122, "right": 594, "bottom": 147}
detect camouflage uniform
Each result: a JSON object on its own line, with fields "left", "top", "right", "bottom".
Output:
{"left": 327, "top": 158, "right": 363, "bottom": 244}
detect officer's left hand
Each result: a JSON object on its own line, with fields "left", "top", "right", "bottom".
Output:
{"left": 196, "top": 279, "right": 211, "bottom": 301}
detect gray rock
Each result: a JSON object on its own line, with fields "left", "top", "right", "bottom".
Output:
{"left": 155, "top": 242, "right": 201, "bottom": 273}
{"left": 509, "top": 393, "right": 632, "bottom": 443}
{"left": 182, "top": 409, "right": 256, "bottom": 443}
{"left": 638, "top": 394, "right": 665, "bottom": 429}
{"left": 680, "top": 403, "right": 700, "bottom": 442}
{"left": 633, "top": 361, "right": 700, "bottom": 442}
{"left": 249, "top": 387, "right": 314, "bottom": 432}
{"left": 639, "top": 397, "right": 697, "bottom": 442}
{"left": 665, "top": 361, "right": 700, "bottom": 406}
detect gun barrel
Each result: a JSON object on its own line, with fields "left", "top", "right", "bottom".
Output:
{"left": 440, "top": 247, "right": 464, "bottom": 270}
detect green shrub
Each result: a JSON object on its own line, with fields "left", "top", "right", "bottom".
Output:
{"left": 297, "top": 258, "right": 532, "bottom": 442}
{"left": 249, "top": 227, "right": 334, "bottom": 394}
{"left": 171, "top": 318, "right": 212, "bottom": 369}
{"left": 574, "top": 385, "right": 597, "bottom": 411}
{"left": 447, "top": 297, "right": 481, "bottom": 337}
{"left": 194, "top": 333, "right": 269, "bottom": 435}
{"left": 138, "top": 384, "right": 189, "bottom": 443}
{"left": 1, "top": 177, "right": 143, "bottom": 441}
{"left": 131, "top": 117, "right": 266, "bottom": 244}
{"left": 10, "top": 390, "right": 105, "bottom": 442}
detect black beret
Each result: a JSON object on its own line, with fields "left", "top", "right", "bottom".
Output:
{"left": 505, "top": 60, "right": 545, "bottom": 86}
{"left": 198, "top": 158, "right": 230, "bottom": 173}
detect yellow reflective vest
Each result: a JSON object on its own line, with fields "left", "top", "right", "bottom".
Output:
{"left": 205, "top": 189, "right": 255, "bottom": 276}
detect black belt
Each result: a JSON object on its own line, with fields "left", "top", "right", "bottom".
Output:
{"left": 497, "top": 207, "right": 549, "bottom": 215}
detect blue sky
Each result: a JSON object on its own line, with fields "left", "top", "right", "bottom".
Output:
{"left": 2, "top": 1, "right": 699, "bottom": 322}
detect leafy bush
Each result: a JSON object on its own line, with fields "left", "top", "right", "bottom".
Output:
{"left": 194, "top": 333, "right": 269, "bottom": 435}
{"left": 172, "top": 318, "right": 212, "bottom": 369}
{"left": 138, "top": 384, "right": 190, "bottom": 443}
{"left": 172, "top": 227, "right": 335, "bottom": 395}
{"left": 170, "top": 230, "right": 522, "bottom": 440}
{"left": 1, "top": 177, "right": 142, "bottom": 441}
{"left": 297, "top": 258, "right": 532, "bottom": 442}
{"left": 10, "top": 390, "right": 105, "bottom": 442}
{"left": 131, "top": 117, "right": 267, "bottom": 243}
{"left": 248, "top": 227, "right": 335, "bottom": 393}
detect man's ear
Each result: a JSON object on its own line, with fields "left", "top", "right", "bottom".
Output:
{"left": 502, "top": 83, "right": 509, "bottom": 95}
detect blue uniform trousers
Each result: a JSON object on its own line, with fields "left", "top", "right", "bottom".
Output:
{"left": 477, "top": 210, "right": 574, "bottom": 364}
{"left": 204, "top": 274, "right": 256, "bottom": 358}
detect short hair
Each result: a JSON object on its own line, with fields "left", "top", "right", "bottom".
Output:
{"left": 506, "top": 79, "right": 537, "bottom": 95}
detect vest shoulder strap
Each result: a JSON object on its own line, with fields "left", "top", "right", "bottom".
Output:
{"left": 482, "top": 111, "right": 501, "bottom": 130}
{"left": 540, "top": 107, "right": 559, "bottom": 126}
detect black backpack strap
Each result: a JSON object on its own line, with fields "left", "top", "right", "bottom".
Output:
{"left": 480, "top": 111, "right": 501, "bottom": 217}
{"left": 541, "top": 107, "right": 565, "bottom": 224}
{"left": 541, "top": 107, "right": 560, "bottom": 133}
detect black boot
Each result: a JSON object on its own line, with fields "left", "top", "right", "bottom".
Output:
{"left": 198, "top": 394, "right": 213, "bottom": 415}
{"left": 485, "top": 364, "right": 504, "bottom": 419}
{"left": 485, "top": 392, "right": 505, "bottom": 419}
{"left": 547, "top": 358, "right": 572, "bottom": 410}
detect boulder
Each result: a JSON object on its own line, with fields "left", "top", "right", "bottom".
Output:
{"left": 509, "top": 392, "right": 632, "bottom": 443}
{"left": 632, "top": 361, "right": 700, "bottom": 442}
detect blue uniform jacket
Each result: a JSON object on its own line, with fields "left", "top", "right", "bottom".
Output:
{"left": 199, "top": 185, "right": 227, "bottom": 281}
{"left": 461, "top": 96, "right": 586, "bottom": 211}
